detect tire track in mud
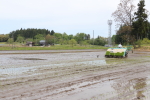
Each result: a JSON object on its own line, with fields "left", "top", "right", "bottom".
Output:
{"left": 1, "top": 58, "right": 150, "bottom": 100}
{"left": 0, "top": 50, "right": 102, "bottom": 55}
{"left": 0, "top": 58, "right": 143, "bottom": 88}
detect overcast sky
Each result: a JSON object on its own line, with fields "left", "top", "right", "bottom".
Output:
{"left": 0, "top": 0, "right": 150, "bottom": 38}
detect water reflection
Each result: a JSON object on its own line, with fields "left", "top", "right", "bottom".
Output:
{"left": 111, "top": 77, "right": 147, "bottom": 100}
{"left": 133, "top": 78, "right": 146, "bottom": 99}
{"left": 105, "top": 59, "right": 126, "bottom": 65}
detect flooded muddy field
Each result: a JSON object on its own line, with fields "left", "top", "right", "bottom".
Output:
{"left": 1, "top": 49, "right": 150, "bottom": 100}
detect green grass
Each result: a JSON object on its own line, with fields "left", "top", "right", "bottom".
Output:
{"left": 0, "top": 42, "right": 7, "bottom": 44}
{"left": 0, "top": 44, "right": 109, "bottom": 50}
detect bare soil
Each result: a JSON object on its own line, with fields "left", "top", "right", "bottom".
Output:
{"left": 0, "top": 49, "right": 150, "bottom": 100}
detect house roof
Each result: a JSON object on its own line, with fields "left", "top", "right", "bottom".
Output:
{"left": 39, "top": 40, "right": 45, "bottom": 42}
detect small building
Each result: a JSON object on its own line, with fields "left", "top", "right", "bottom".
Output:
{"left": 39, "top": 40, "right": 46, "bottom": 46}
{"left": 26, "top": 41, "right": 34, "bottom": 47}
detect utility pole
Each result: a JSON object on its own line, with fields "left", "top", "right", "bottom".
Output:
{"left": 108, "top": 20, "right": 112, "bottom": 47}
{"left": 12, "top": 32, "right": 14, "bottom": 48}
{"left": 93, "top": 30, "right": 94, "bottom": 45}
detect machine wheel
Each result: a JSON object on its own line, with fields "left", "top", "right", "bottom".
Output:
{"left": 105, "top": 55, "right": 108, "bottom": 58}
{"left": 110, "top": 55, "right": 113, "bottom": 58}
{"left": 125, "top": 52, "right": 128, "bottom": 57}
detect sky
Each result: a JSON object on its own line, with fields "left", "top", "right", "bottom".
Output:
{"left": 0, "top": 0, "right": 150, "bottom": 38}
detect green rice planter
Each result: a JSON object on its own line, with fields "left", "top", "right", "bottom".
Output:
{"left": 105, "top": 47, "right": 128, "bottom": 58}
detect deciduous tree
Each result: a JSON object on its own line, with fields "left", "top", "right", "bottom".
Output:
{"left": 112, "top": 0, "right": 136, "bottom": 44}
{"left": 69, "top": 39, "right": 77, "bottom": 47}
{"left": 112, "top": 0, "right": 135, "bottom": 26}
{"left": 45, "top": 34, "right": 54, "bottom": 45}
{"left": 16, "top": 35, "right": 24, "bottom": 43}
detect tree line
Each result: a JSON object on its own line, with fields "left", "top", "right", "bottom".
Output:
{"left": 112, "top": 0, "right": 150, "bottom": 48}
{"left": 9, "top": 28, "right": 54, "bottom": 41}
{"left": 0, "top": 34, "right": 9, "bottom": 42}
{"left": 1, "top": 28, "right": 107, "bottom": 46}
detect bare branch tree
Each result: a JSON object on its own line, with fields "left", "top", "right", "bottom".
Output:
{"left": 112, "top": 0, "right": 137, "bottom": 45}
{"left": 112, "top": 0, "right": 136, "bottom": 27}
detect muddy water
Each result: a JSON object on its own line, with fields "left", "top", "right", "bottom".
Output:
{"left": 1, "top": 50, "right": 150, "bottom": 100}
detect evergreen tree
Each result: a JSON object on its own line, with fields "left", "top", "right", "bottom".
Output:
{"left": 9, "top": 28, "right": 52, "bottom": 41}
{"left": 133, "top": 0, "right": 149, "bottom": 40}
{"left": 86, "top": 34, "right": 90, "bottom": 40}
{"left": 50, "top": 30, "right": 55, "bottom": 35}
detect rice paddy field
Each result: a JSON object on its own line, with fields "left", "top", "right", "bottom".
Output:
{"left": 1, "top": 49, "right": 150, "bottom": 100}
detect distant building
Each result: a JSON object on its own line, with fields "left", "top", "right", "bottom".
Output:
{"left": 26, "top": 41, "right": 34, "bottom": 47}
{"left": 39, "top": 40, "right": 46, "bottom": 46}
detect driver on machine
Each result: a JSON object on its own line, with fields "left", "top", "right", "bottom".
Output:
{"left": 118, "top": 43, "right": 122, "bottom": 48}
